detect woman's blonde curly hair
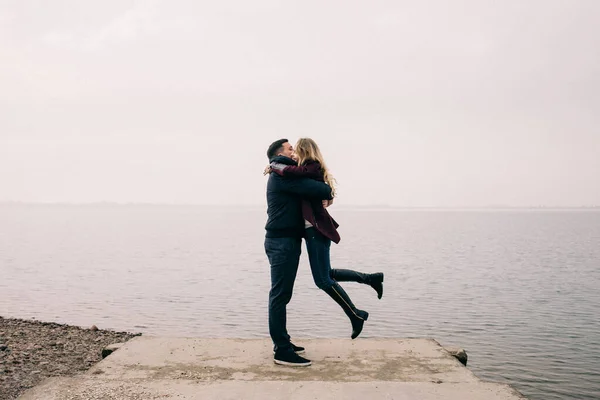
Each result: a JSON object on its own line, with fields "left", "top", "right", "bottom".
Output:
{"left": 294, "top": 138, "right": 337, "bottom": 198}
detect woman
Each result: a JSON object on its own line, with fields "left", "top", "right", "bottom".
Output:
{"left": 269, "top": 138, "right": 384, "bottom": 339}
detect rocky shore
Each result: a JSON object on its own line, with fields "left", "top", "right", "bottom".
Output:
{"left": 0, "top": 316, "right": 140, "bottom": 400}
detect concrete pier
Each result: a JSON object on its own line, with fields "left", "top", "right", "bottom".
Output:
{"left": 19, "top": 337, "right": 526, "bottom": 399}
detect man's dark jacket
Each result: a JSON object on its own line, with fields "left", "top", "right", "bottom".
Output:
{"left": 271, "top": 160, "right": 341, "bottom": 244}
{"left": 265, "top": 156, "right": 333, "bottom": 239}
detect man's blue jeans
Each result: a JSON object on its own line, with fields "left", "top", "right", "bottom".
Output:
{"left": 265, "top": 236, "right": 302, "bottom": 352}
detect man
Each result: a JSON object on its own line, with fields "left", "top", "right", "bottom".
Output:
{"left": 264, "top": 138, "right": 333, "bottom": 367}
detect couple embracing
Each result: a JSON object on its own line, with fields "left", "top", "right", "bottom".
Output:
{"left": 264, "top": 138, "right": 384, "bottom": 367}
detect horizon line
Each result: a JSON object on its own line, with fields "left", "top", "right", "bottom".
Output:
{"left": 1, "top": 201, "right": 599, "bottom": 209}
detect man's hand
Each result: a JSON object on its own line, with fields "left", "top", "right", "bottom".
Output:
{"left": 322, "top": 198, "right": 334, "bottom": 208}
{"left": 263, "top": 165, "right": 272, "bottom": 175}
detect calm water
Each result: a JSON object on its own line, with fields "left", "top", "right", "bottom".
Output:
{"left": 1, "top": 205, "right": 599, "bottom": 399}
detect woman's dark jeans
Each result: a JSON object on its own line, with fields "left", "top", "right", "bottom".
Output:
{"left": 304, "top": 227, "right": 337, "bottom": 289}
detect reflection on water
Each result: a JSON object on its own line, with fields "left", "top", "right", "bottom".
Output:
{"left": 1, "top": 205, "right": 599, "bottom": 400}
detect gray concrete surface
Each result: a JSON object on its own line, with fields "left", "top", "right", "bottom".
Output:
{"left": 19, "top": 337, "right": 526, "bottom": 399}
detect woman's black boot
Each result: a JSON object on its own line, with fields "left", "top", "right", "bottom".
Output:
{"left": 323, "top": 282, "right": 369, "bottom": 339}
{"left": 330, "top": 270, "right": 385, "bottom": 299}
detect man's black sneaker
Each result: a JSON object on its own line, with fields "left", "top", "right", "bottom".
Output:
{"left": 274, "top": 349, "right": 312, "bottom": 367}
{"left": 273, "top": 343, "right": 305, "bottom": 354}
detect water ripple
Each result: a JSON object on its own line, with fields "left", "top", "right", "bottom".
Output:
{"left": 1, "top": 206, "right": 599, "bottom": 400}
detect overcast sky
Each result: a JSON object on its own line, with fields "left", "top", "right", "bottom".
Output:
{"left": 1, "top": 0, "right": 599, "bottom": 207}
